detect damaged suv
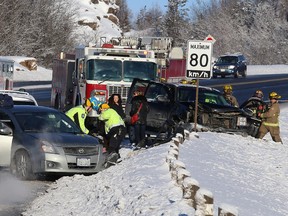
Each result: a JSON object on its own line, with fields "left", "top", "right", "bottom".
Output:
{"left": 125, "top": 78, "right": 261, "bottom": 142}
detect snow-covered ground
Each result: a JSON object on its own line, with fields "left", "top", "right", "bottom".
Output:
{"left": 21, "top": 104, "right": 288, "bottom": 216}
{"left": 1, "top": 59, "right": 288, "bottom": 215}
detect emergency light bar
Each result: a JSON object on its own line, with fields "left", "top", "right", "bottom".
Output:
{"left": 86, "top": 47, "right": 155, "bottom": 59}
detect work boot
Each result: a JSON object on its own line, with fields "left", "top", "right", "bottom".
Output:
{"left": 104, "top": 152, "right": 119, "bottom": 168}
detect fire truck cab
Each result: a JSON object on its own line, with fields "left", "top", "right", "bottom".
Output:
{"left": 76, "top": 45, "right": 158, "bottom": 106}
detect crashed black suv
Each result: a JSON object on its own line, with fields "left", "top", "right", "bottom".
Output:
{"left": 125, "top": 78, "right": 261, "bottom": 142}
{"left": 212, "top": 53, "right": 247, "bottom": 78}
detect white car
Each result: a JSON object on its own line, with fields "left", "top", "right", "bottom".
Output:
{"left": 0, "top": 90, "right": 38, "bottom": 105}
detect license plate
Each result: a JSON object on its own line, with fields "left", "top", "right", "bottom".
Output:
{"left": 77, "top": 158, "right": 91, "bottom": 167}
{"left": 220, "top": 69, "right": 225, "bottom": 72}
{"left": 237, "top": 117, "right": 247, "bottom": 126}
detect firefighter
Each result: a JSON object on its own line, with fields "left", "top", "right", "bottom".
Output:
{"left": 256, "top": 91, "right": 282, "bottom": 144}
{"left": 65, "top": 99, "right": 92, "bottom": 134}
{"left": 98, "top": 103, "right": 126, "bottom": 165}
{"left": 240, "top": 90, "right": 266, "bottom": 118}
{"left": 223, "top": 84, "right": 239, "bottom": 107}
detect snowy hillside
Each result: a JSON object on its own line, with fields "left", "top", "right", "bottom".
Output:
{"left": 72, "top": 0, "right": 122, "bottom": 45}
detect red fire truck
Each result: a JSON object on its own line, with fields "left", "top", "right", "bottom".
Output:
{"left": 51, "top": 37, "right": 172, "bottom": 112}
{"left": 0, "top": 58, "right": 14, "bottom": 90}
{"left": 160, "top": 47, "right": 188, "bottom": 83}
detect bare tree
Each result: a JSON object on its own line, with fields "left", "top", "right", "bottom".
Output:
{"left": 187, "top": 0, "right": 288, "bottom": 64}
{"left": 0, "top": 0, "right": 76, "bottom": 67}
{"left": 116, "top": 0, "right": 132, "bottom": 33}
{"left": 162, "top": 0, "right": 189, "bottom": 46}
{"left": 135, "top": 5, "right": 163, "bottom": 36}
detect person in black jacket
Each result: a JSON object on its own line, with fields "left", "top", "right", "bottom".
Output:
{"left": 129, "top": 90, "right": 149, "bottom": 148}
{"left": 240, "top": 90, "right": 266, "bottom": 118}
{"left": 108, "top": 94, "right": 126, "bottom": 119}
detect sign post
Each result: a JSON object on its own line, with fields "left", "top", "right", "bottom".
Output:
{"left": 186, "top": 40, "right": 213, "bottom": 130}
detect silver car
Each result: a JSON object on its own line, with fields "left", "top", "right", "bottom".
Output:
{"left": 0, "top": 90, "right": 38, "bottom": 105}
{"left": 0, "top": 103, "right": 106, "bottom": 180}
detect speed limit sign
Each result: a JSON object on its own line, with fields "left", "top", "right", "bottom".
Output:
{"left": 186, "top": 40, "right": 213, "bottom": 79}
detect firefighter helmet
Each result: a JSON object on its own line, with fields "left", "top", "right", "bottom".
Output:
{"left": 223, "top": 85, "right": 233, "bottom": 93}
{"left": 254, "top": 90, "right": 264, "bottom": 99}
{"left": 269, "top": 92, "right": 281, "bottom": 100}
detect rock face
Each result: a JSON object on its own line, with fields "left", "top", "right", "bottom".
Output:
{"left": 74, "top": 0, "right": 122, "bottom": 44}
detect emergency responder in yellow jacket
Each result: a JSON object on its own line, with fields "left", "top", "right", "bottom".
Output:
{"left": 256, "top": 92, "right": 282, "bottom": 143}
{"left": 98, "top": 103, "right": 126, "bottom": 166}
{"left": 65, "top": 99, "right": 92, "bottom": 134}
{"left": 223, "top": 84, "right": 239, "bottom": 107}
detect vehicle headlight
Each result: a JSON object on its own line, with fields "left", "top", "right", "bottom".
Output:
{"left": 213, "top": 66, "right": 219, "bottom": 69}
{"left": 41, "top": 141, "right": 56, "bottom": 153}
{"left": 228, "top": 65, "right": 235, "bottom": 69}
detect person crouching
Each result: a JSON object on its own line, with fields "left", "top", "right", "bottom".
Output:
{"left": 98, "top": 103, "right": 126, "bottom": 165}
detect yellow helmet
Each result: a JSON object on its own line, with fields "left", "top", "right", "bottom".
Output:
{"left": 269, "top": 92, "right": 281, "bottom": 100}
{"left": 85, "top": 99, "right": 92, "bottom": 107}
{"left": 189, "top": 79, "right": 197, "bottom": 85}
{"left": 100, "top": 103, "right": 110, "bottom": 109}
{"left": 254, "top": 90, "right": 264, "bottom": 99}
{"left": 223, "top": 85, "right": 232, "bottom": 93}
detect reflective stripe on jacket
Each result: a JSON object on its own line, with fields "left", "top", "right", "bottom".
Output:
{"left": 260, "top": 102, "right": 280, "bottom": 127}
{"left": 65, "top": 105, "right": 89, "bottom": 134}
{"left": 98, "top": 108, "right": 125, "bottom": 134}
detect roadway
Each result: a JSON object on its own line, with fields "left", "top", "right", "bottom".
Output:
{"left": 201, "top": 74, "right": 288, "bottom": 104}
{"left": 14, "top": 74, "right": 288, "bottom": 107}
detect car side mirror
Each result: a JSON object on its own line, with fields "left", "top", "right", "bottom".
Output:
{"left": 0, "top": 123, "right": 13, "bottom": 135}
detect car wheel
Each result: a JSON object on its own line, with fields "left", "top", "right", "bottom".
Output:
{"left": 242, "top": 69, "right": 247, "bottom": 78}
{"left": 15, "top": 150, "right": 35, "bottom": 180}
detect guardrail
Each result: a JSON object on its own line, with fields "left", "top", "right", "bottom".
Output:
{"left": 166, "top": 131, "right": 239, "bottom": 216}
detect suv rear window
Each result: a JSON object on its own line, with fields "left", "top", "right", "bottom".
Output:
{"left": 217, "top": 56, "right": 238, "bottom": 64}
{"left": 178, "top": 87, "right": 230, "bottom": 106}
